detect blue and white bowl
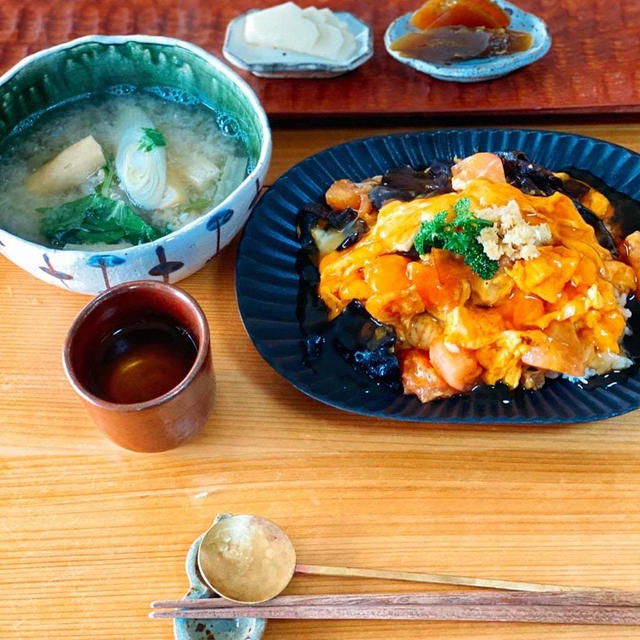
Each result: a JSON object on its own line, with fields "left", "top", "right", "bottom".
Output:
{"left": 0, "top": 35, "right": 271, "bottom": 294}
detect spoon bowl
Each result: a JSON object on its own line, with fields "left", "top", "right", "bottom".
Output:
{"left": 197, "top": 515, "right": 297, "bottom": 604}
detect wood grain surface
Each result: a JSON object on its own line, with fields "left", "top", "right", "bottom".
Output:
{"left": 1, "top": 0, "right": 639, "bottom": 118}
{"left": 2, "top": 121, "right": 640, "bottom": 640}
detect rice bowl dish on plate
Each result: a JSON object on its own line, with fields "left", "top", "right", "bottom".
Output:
{"left": 235, "top": 129, "right": 640, "bottom": 424}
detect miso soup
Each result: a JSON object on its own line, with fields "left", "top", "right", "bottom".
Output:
{"left": 0, "top": 90, "right": 250, "bottom": 249}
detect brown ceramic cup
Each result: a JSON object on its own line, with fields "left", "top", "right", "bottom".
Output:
{"left": 63, "top": 281, "right": 214, "bottom": 452}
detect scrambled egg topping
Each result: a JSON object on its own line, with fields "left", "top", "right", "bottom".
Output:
{"left": 317, "top": 177, "right": 636, "bottom": 402}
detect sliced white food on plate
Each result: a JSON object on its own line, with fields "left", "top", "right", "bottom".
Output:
{"left": 243, "top": 2, "right": 357, "bottom": 62}
{"left": 301, "top": 7, "right": 354, "bottom": 60}
{"left": 244, "top": 2, "right": 319, "bottom": 54}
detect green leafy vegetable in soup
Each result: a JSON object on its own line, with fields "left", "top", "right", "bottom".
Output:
{"left": 39, "top": 194, "right": 162, "bottom": 248}
{"left": 96, "top": 156, "right": 116, "bottom": 198}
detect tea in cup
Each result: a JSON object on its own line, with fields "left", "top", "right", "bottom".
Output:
{"left": 63, "top": 281, "right": 214, "bottom": 452}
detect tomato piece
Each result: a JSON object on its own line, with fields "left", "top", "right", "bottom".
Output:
{"left": 429, "top": 338, "right": 482, "bottom": 391}
{"left": 431, "top": 248, "right": 474, "bottom": 288}
{"left": 450, "top": 152, "right": 506, "bottom": 190}
{"left": 407, "top": 260, "right": 450, "bottom": 310}
{"left": 521, "top": 320, "right": 586, "bottom": 377}
{"left": 513, "top": 296, "right": 545, "bottom": 329}
{"left": 325, "top": 178, "right": 375, "bottom": 225}
{"left": 499, "top": 290, "right": 545, "bottom": 329}
{"left": 398, "top": 348, "right": 456, "bottom": 403}
{"left": 407, "top": 252, "right": 472, "bottom": 312}
{"left": 325, "top": 179, "right": 362, "bottom": 211}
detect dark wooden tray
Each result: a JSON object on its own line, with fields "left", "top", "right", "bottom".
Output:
{"left": 1, "top": 0, "right": 639, "bottom": 119}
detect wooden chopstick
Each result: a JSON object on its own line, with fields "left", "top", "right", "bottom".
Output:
{"left": 150, "top": 604, "right": 640, "bottom": 625}
{"left": 151, "top": 590, "right": 640, "bottom": 609}
{"left": 149, "top": 591, "right": 640, "bottom": 625}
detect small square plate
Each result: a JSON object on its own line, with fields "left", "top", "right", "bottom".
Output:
{"left": 173, "top": 532, "right": 266, "bottom": 640}
{"left": 223, "top": 10, "right": 373, "bottom": 78}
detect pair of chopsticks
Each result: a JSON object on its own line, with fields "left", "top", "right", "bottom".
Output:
{"left": 150, "top": 590, "right": 640, "bottom": 625}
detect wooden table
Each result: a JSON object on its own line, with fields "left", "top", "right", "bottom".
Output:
{"left": 2, "top": 121, "right": 640, "bottom": 639}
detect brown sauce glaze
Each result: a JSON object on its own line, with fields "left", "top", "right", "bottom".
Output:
{"left": 391, "top": 26, "right": 532, "bottom": 64}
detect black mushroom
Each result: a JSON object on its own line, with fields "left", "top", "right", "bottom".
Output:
{"left": 368, "top": 162, "right": 452, "bottom": 210}
{"left": 296, "top": 202, "right": 368, "bottom": 257}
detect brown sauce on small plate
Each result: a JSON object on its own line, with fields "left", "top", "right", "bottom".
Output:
{"left": 390, "top": 26, "right": 532, "bottom": 64}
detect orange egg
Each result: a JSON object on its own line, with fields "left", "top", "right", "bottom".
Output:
{"left": 363, "top": 254, "right": 411, "bottom": 293}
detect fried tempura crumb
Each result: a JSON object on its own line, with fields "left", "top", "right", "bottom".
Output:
{"left": 476, "top": 200, "right": 551, "bottom": 261}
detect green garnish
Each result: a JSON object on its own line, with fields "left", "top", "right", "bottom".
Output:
{"left": 183, "top": 198, "right": 210, "bottom": 213}
{"left": 39, "top": 194, "right": 162, "bottom": 248}
{"left": 413, "top": 197, "right": 498, "bottom": 280}
{"left": 137, "top": 127, "right": 166, "bottom": 152}
{"left": 95, "top": 155, "right": 116, "bottom": 198}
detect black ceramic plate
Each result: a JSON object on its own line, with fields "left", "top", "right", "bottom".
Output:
{"left": 235, "top": 129, "right": 640, "bottom": 423}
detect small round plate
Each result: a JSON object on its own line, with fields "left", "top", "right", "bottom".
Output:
{"left": 223, "top": 10, "right": 373, "bottom": 78}
{"left": 173, "top": 531, "right": 266, "bottom": 640}
{"left": 384, "top": 0, "right": 551, "bottom": 82}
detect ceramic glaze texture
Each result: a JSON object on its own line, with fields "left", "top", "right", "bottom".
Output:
{"left": 0, "top": 35, "right": 271, "bottom": 294}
